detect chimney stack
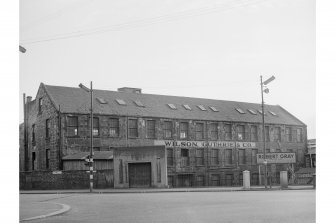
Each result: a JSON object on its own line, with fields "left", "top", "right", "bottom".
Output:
{"left": 26, "top": 96, "right": 32, "bottom": 103}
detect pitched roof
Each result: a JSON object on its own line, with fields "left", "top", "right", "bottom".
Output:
{"left": 62, "top": 151, "right": 113, "bottom": 160}
{"left": 43, "top": 83, "right": 305, "bottom": 126}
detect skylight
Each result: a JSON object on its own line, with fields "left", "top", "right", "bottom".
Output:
{"left": 167, "top": 104, "right": 177, "bottom": 110}
{"left": 134, "top": 100, "right": 145, "bottom": 107}
{"left": 209, "top": 106, "right": 219, "bottom": 112}
{"left": 269, "top": 111, "right": 277, "bottom": 116}
{"left": 197, "top": 105, "right": 207, "bottom": 111}
{"left": 257, "top": 110, "right": 267, "bottom": 115}
{"left": 247, "top": 109, "right": 257, "bottom": 115}
{"left": 183, "top": 104, "right": 192, "bottom": 110}
{"left": 96, "top": 97, "right": 107, "bottom": 104}
{"left": 116, "top": 99, "right": 126, "bottom": 105}
{"left": 235, "top": 108, "right": 246, "bottom": 114}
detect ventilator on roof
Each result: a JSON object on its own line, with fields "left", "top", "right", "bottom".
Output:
{"left": 235, "top": 108, "right": 245, "bottom": 114}
{"left": 209, "top": 106, "right": 219, "bottom": 112}
{"left": 197, "top": 105, "right": 207, "bottom": 111}
{"left": 116, "top": 99, "right": 126, "bottom": 105}
{"left": 167, "top": 104, "right": 177, "bottom": 110}
{"left": 183, "top": 104, "right": 192, "bottom": 110}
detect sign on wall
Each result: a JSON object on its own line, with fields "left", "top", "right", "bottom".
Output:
{"left": 256, "top": 153, "right": 296, "bottom": 164}
{"left": 154, "top": 140, "right": 256, "bottom": 148}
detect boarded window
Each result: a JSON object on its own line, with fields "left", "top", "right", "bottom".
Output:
{"left": 236, "top": 125, "right": 245, "bottom": 141}
{"left": 238, "top": 149, "right": 246, "bottom": 165}
{"left": 128, "top": 119, "right": 138, "bottom": 138}
{"left": 274, "top": 127, "right": 281, "bottom": 142}
{"left": 196, "top": 149, "right": 204, "bottom": 166}
{"left": 225, "top": 149, "right": 232, "bottom": 165}
{"left": 252, "top": 149, "right": 258, "bottom": 165}
{"left": 224, "top": 124, "right": 232, "bottom": 140}
{"left": 285, "top": 127, "right": 292, "bottom": 142}
{"left": 67, "top": 116, "right": 78, "bottom": 136}
{"left": 195, "top": 123, "right": 204, "bottom": 140}
{"left": 108, "top": 118, "right": 119, "bottom": 137}
{"left": 46, "top": 119, "right": 50, "bottom": 138}
{"left": 167, "top": 149, "right": 173, "bottom": 166}
{"left": 250, "top": 125, "right": 258, "bottom": 142}
{"left": 164, "top": 121, "right": 173, "bottom": 139}
{"left": 211, "top": 149, "right": 219, "bottom": 165}
{"left": 209, "top": 123, "right": 218, "bottom": 140}
{"left": 146, "top": 120, "right": 156, "bottom": 139}
{"left": 180, "top": 122, "right": 188, "bottom": 139}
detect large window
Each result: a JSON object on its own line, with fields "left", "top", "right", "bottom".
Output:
{"left": 252, "top": 149, "right": 258, "bottom": 165}
{"left": 250, "top": 125, "right": 258, "bottom": 142}
{"left": 128, "top": 119, "right": 138, "bottom": 138}
{"left": 67, "top": 116, "right": 78, "bottom": 137}
{"left": 238, "top": 149, "right": 246, "bottom": 165}
{"left": 167, "top": 149, "right": 173, "bottom": 166}
{"left": 108, "top": 118, "right": 119, "bottom": 137}
{"left": 93, "top": 117, "right": 100, "bottom": 136}
{"left": 236, "top": 125, "right": 245, "bottom": 141}
{"left": 32, "top": 124, "right": 36, "bottom": 145}
{"left": 164, "top": 121, "right": 173, "bottom": 139}
{"left": 225, "top": 149, "right": 232, "bottom": 165}
{"left": 181, "top": 149, "right": 189, "bottom": 166}
{"left": 179, "top": 122, "right": 188, "bottom": 139}
{"left": 146, "top": 120, "right": 156, "bottom": 139}
{"left": 46, "top": 119, "right": 50, "bottom": 138}
{"left": 196, "top": 149, "right": 204, "bottom": 166}
{"left": 211, "top": 149, "right": 219, "bottom": 165}
{"left": 195, "top": 123, "right": 204, "bottom": 140}
{"left": 209, "top": 123, "right": 218, "bottom": 140}
{"left": 285, "top": 127, "right": 292, "bottom": 142}
{"left": 296, "top": 128, "right": 303, "bottom": 142}
{"left": 224, "top": 124, "right": 232, "bottom": 140}
{"left": 274, "top": 127, "right": 281, "bottom": 142}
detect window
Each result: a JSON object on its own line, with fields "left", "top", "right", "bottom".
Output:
{"left": 197, "top": 105, "right": 207, "bottom": 111}
{"left": 209, "top": 106, "right": 219, "bottom": 112}
{"left": 238, "top": 149, "right": 246, "bottom": 165}
{"left": 128, "top": 119, "right": 138, "bottom": 138}
{"left": 196, "top": 149, "right": 204, "bottom": 166}
{"left": 167, "top": 149, "right": 173, "bottom": 166}
{"left": 296, "top": 128, "right": 303, "bottom": 142}
{"left": 195, "top": 123, "right": 204, "bottom": 140}
{"left": 225, "top": 149, "right": 232, "bottom": 165}
{"left": 265, "top": 126, "right": 270, "bottom": 142}
{"left": 224, "top": 124, "right": 232, "bottom": 140}
{"left": 211, "top": 174, "right": 220, "bottom": 186}
{"left": 247, "top": 109, "right": 257, "bottom": 115}
{"left": 285, "top": 127, "right": 292, "bottom": 142}
{"left": 235, "top": 108, "right": 245, "bottom": 114}
{"left": 96, "top": 97, "right": 107, "bottom": 104}
{"left": 116, "top": 99, "right": 126, "bottom": 105}
{"left": 32, "top": 152, "right": 36, "bottom": 171}
{"left": 146, "top": 120, "right": 156, "bottom": 138}
{"left": 196, "top": 175, "right": 205, "bottom": 187}
{"left": 134, "top": 100, "right": 145, "bottom": 107}
{"left": 179, "top": 122, "right": 188, "bottom": 139}
{"left": 32, "top": 124, "right": 36, "bottom": 145}
{"left": 252, "top": 149, "right": 258, "bottom": 165}
{"left": 269, "top": 111, "right": 277, "bottom": 116}
{"left": 93, "top": 117, "right": 99, "bottom": 136}
{"left": 236, "top": 125, "right": 245, "bottom": 141}
{"left": 274, "top": 127, "right": 281, "bottom": 142}
{"left": 183, "top": 104, "right": 192, "bottom": 110}
{"left": 163, "top": 121, "right": 173, "bottom": 139}
{"left": 67, "top": 116, "right": 78, "bottom": 137}
{"left": 209, "top": 123, "right": 218, "bottom": 140}
{"left": 250, "top": 125, "right": 258, "bottom": 142}
{"left": 46, "top": 149, "right": 50, "bottom": 169}
{"left": 181, "top": 149, "right": 189, "bottom": 166}
{"left": 167, "top": 104, "right": 177, "bottom": 110}
{"left": 38, "top": 98, "right": 43, "bottom": 113}
{"left": 211, "top": 149, "right": 219, "bottom": 165}
{"left": 108, "top": 118, "right": 119, "bottom": 137}
{"left": 46, "top": 119, "right": 50, "bottom": 138}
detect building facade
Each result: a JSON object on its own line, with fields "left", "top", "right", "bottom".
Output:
{"left": 20, "top": 83, "right": 308, "bottom": 188}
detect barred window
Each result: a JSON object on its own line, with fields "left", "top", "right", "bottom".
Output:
{"left": 195, "top": 123, "right": 204, "bottom": 140}
{"left": 238, "top": 149, "right": 246, "bottom": 165}
{"left": 224, "top": 124, "right": 232, "bottom": 140}
{"left": 180, "top": 122, "right": 188, "bottom": 139}
{"left": 250, "top": 125, "right": 258, "bottom": 142}
{"left": 108, "top": 118, "right": 119, "bottom": 137}
{"left": 128, "top": 119, "right": 138, "bottom": 138}
{"left": 274, "top": 127, "right": 281, "bottom": 142}
{"left": 164, "top": 121, "right": 173, "bottom": 139}
{"left": 146, "top": 120, "right": 156, "bottom": 139}
{"left": 196, "top": 149, "right": 204, "bottom": 166}
{"left": 167, "top": 149, "right": 173, "bottom": 166}
{"left": 285, "top": 127, "right": 292, "bottom": 142}
{"left": 46, "top": 119, "right": 50, "bottom": 138}
{"left": 209, "top": 123, "right": 218, "bottom": 140}
{"left": 236, "top": 125, "right": 245, "bottom": 141}
{"left": 211, "top": 149, "right": 219, "bottom": 165}
{"left": 225, "top": 149, "right": 232, "bottom": 165}
{"left": 67, "top": 116, "right": 78, "bottom": 137}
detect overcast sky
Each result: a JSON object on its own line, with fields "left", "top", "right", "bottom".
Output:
{"left": 19, "top": 0, "right": 315, "bottom": 138}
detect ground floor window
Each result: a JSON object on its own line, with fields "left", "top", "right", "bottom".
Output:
{"left": 196, "top": 175, "right": 205, "bottom": 187}
{"left": 211, "top": 174, "right": 220, "bottom": 186}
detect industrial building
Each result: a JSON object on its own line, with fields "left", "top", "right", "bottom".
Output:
{"left": 20, "top": 83, "right": 307, "bottom": 189}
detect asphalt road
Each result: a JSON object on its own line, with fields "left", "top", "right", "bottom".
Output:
{"left": 20, "top": 190, "right": 315, "bottom": 223}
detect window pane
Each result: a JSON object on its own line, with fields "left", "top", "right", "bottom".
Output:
{"left": 196, "top": 123, "right": 204, "bottom": 140}
{"left": 164, "top": 121, "right": 172, "bottom": 138}
{"left": 146, "top": 120, "right": 156, "bottom": 138}
{"left": 167, "top": 149, "right": 173, "bottom": 166}
{"left": 209, "top": 123, "right": 218, "bottom": 140}
{"left": 225, "top": 149, "right": 232, "bottom": 165}
{"left": 237, "top": 125, "right": 245, "bottom": 141}
{"left": 128, "top": 119, "right": 138, "bottom": 138}
{"left": 211, "top": 149, "right": 219, "bottom": 165}
{"left": 251, "top": 126, "right": 258, "bottom": 141}
{"left": 224, "top": 124, "right": 232, "bottom": 140}
{"left": 196, "top": 149, "right": 204, "bottom": 166}
{"left": 239, "top": 149, "right": 246, "bottom": 164}
{"left": 109, "top": 118, "right": 119, "bottom": 137}
{"left": 180, "top": 122, "right": 188, "bottom": 139}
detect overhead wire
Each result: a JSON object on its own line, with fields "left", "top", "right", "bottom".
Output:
{"left": 21, "top": 0, "right": 268, "bottom": 45}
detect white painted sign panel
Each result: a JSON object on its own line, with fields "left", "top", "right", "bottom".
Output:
{"left": 257, "top": 153, "right": 296, "bottom": 164}
{"left": 154, "top": 140, "right": 256, "bottom": 148}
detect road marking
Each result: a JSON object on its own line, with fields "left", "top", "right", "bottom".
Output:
{"left": 20, "top": 202, "right": 71, "bottom": 222}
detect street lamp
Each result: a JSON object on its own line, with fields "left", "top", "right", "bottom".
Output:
{"left": 79, "top": 81, "right": 94, "bottom": 192}
{"left": 260, "top": 75, "right": 275, "bottom": 189}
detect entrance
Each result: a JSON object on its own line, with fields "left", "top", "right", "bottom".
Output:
{"left": 128, "top": 162, "right": 151, "bottom": 188}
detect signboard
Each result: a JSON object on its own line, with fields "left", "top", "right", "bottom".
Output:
{"left": 154, "top": 140, "right": 256, "bottom": 149}
{"left": 257, "top": 153, "right": 296, "bottom": 164}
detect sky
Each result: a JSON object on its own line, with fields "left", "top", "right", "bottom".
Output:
{"left": 19, "top": 0, "right": 315, "bottom": 138}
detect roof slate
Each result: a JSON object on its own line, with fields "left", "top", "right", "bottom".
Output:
{"left": 43, "top": 84, "right": 305, "bottom": 126}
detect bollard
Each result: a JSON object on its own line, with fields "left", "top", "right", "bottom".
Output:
{"left": 280, "top": 171, "right": 288, "bottom": 189}
{"left": 243, "top": 170, "right": 250, "bottom": 190}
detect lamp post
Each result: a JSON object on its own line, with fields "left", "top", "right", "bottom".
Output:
{"left": 260, "top": 75, "right": 275, "bottom": 189}
{"left": 79, "top": 81, "right": 94, "bottom": 192}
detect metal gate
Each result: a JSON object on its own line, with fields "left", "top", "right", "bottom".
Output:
{"left": 128, "top": 163, "right": 151, "bottom": 188}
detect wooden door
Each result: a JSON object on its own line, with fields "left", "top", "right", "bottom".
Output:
{"left": 128, "top": 163, "right": 151, "bottom": 188}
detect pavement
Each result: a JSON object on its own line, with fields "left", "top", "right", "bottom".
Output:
{"left": 19, "top": 185, "right": 314, "bottom": 222}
